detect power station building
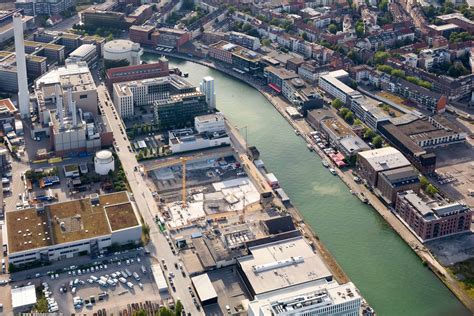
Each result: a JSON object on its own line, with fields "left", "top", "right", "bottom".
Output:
{"left": 32, "top": 62, "right": 113, "bottom": 155}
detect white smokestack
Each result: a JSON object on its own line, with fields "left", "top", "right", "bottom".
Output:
{"left": 72, "top": 100, "right": 77, "bottom": 127}
{"left": 55, "top": 86, "right": 64, "bottom": 129}
{"left": 13, "top": 13, "right": 29, "bottom": 117}
{"left": 67, "top": 87, "right": 73, "bottom": 114}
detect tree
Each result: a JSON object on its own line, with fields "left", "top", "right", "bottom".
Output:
{"left": 331, "top": 98, "right": 344, "bottom": 110}
{"left": 242, "top": 23, "right": 252, "bottom": 32}
{"left": 419, "top": 175, "right": 429, "bottom": 189}
{"left": 391, "top": 69, "right": 405, "bottom": 78}
{"left": 448, "top": 62, "right": 469, "bottom": 78}
{"left": 175, "top": 300, "right": 183, "bottom": 316}
{"left": 374, "top": 51, "right": 390, "bottom": 65}
{"left": 344, "top": 111, "right": 354, "bottom": 124}
{"left": 364, "top": 128, "right": 376, "bottom": 140}
{"left": 159, "top": 307, "right": 174, "bottom": 316}
{"left": 378, "top": 0, "right": 389, "bottom": 11}
{"left": 262, "top": 39, "right": 271, "bottom": 46}
{"left": 181, "top": 0, "right": 194, "bottom": 10}
{"left": 340, "top": 107, "right": 350, "bottom": 117}
{"left": 133, "top": 309, "right": 147, "bottom": 316}
{"left": 372, "top": 135, "right": 383, "bottom": 148}
{"left": 425, "top": 184, "right": 439, "bottom": 196}
{"left": 355, "top": 20, "right": 365, "bottom": 38}
{"left": 35, "top": 297, "right": 49, "bottom": 313}
{"left": 302, "top": 32, "right": 309, "bottom": 41}
{"left": 328, "top": 24, "right": 338, "bottom": 34}
{"left": 354, "top": 118, "right": 363, "bottom": 126}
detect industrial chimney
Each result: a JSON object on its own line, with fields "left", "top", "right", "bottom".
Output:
{"left": 13, "top": 13, "right": 29, "bottom": 117}
{"left": 55, "top": 85, "right": 64, "bottom": 129}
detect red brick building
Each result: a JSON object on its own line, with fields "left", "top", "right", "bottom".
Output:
{"left": 396, "top": 190, "right": 472, "bottom": 242}
{"left": 105, "top": 60, "right": 169, "bottom": 90}
{"left": 130, "top": 25, "right": 160, "bottom": 47}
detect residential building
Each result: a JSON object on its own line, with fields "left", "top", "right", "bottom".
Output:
{"left": 395, "top": 190, "right": 472, "bottom": 242}
{"left": 0, "top": 11, "right": 35, "bottom": 46}
{"left": 350, "top": 96, "right": 390, "bottom": 131}
{"left": 208, "top": 41, "right": 235, "bottom": 64}
{"left": 81, "top": 9, "right": 125, "bottom": 29}
{"left": 357, "top": 147, "right": 412, "bottom": 187}
{"left": 15, "top": 0, "right": 75, "bottom": 16}
{"left": 124, "top": 5, "right": 153, "bottom": 26}
{"left": 155, "top": 27, "right": 191, "bottom": 50}
{"left": 380, "top": 76, "right": 447, "bottom": 113}
{"left": 231, "top": 47, "right": 262, "bottom": 75}
{"left": 129, "top": 25, "right": 160, "bottom": 47}
{"left": 377, "top": 166, "right": 420, "bottom": 205}
{"left": 228, "top": 31, "right": 261, "bottom": 50}
{"left": 319, "top": 70, "right": 362, "bottom": 105}
{"left": 5, "top": 192, "right": 141, "bottom": 265}
{"left": 264, "top": 66, "right": 298, "bottom": 93}
{"left": 282, "top": 78, "right": 323, "bottom": 109}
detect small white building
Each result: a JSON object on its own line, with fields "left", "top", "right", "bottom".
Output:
{"left": 168, "top": 128, "right": 230, "bottom": 154}
{"left": 194, "top": 112, "right": 225, "bottom": 134}
{"left": 11, "top": 285, "right": 37, "bottom": 312}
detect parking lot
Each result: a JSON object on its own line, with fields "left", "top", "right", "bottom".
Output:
{"left": 432, "top": 142, "right": 474, "bottom": 207}
{"left": 32, "top": 253, "right": 165, "bottom": 315}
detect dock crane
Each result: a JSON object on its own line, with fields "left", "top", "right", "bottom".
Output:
{"left": 146, "top": 153, "right": 203, "bottom": 207}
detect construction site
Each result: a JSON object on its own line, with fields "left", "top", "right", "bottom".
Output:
{"left": 136, "top": 134, "right": 357, "bottom": 314}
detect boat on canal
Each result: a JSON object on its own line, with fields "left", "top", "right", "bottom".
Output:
{"left": 322, "top": 160, "right": 329, "bottom": 168}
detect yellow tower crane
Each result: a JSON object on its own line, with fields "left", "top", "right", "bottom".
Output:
{"left": 144, "top": 153, "right": 202, "bottom": 207}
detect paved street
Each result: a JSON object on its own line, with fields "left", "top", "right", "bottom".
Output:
{"left": 97, "top": 84, "right": 202, "bottom": 315}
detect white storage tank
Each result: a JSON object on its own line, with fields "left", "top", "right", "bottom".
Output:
{"left": 94, "top": 150, "right": 115, "bottom": 175}
{"left": 103, "top": 40, "right": 142, "bottom": 66}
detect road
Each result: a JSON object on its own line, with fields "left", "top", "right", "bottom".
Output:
{"left": 96, "top": 84, "right": 202, "bottom": 315}
{"left": 49, "top": 13, "right": 81, "bottom": 31}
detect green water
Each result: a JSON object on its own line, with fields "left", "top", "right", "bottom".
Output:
{"left": 144, "top": 54, "right": 470, "bottom": 316}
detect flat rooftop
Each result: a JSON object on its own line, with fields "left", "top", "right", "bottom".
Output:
{"left": 265, "top": 66, "right": 299, "bottom": 80}
{"left": 321, "top": 118, "right": 353, "bottom": 139}
{"left": 105, "top": 202, "right": 139, "bottom": 231}
{"left": 238, "top": 236, "right": 332, "bottom": 296}
{"left": 358, "top": 147, "right": 411, "bottom": 172}
{"left": 0, "top": 98, "right": 17, "bottom": 114}
{"left": 6, "top": 191, "right": 138, "bottom": 254}
{"left": 250, "top": 281, "right": 361, "bottom": 315}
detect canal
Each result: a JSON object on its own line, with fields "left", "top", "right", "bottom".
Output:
{"left": 144, "top": 54, "right": 469, "bottom": 316}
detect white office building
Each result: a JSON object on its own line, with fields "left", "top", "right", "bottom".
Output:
{"left": 248, "top": 281, "right": 362, "bottom": 316}
{"left": 319, "top": 70, "right": 361, "bottom": 105}
{"left": 112, "top": 76, "right": 170, "bottom": 118}
{"left": 199, "top": 76, "right": 216, "bottom": 109}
